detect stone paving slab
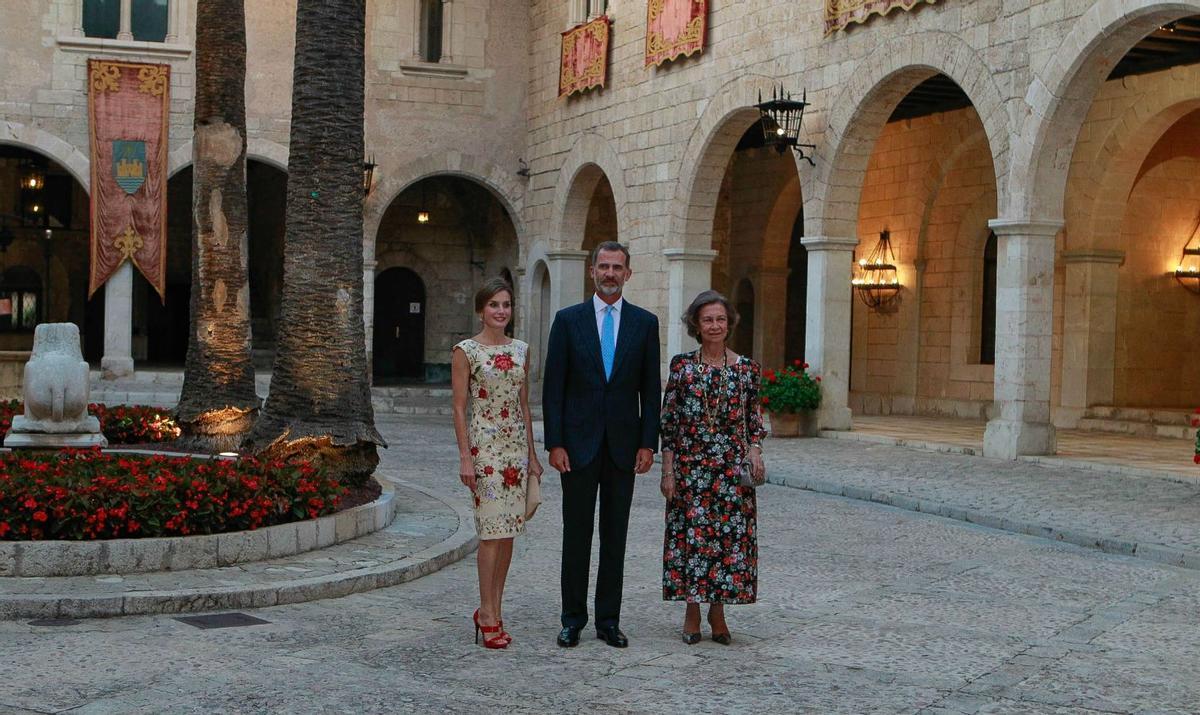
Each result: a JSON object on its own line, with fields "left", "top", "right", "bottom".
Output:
{"left": 766, "top": 435, "right": 1200, "bottom": 571}
{"left": 0, "top": 477, "right": 476, "bottom": 620}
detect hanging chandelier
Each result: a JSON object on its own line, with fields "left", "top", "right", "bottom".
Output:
{"left": 852, "top": 229, "right": 902, "bottom": 311}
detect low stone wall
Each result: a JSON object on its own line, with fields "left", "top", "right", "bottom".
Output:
{"left": 0, "top": 351, "right": 29, "bottom": 401}
{"left": 0, "top": 472, "right": 398, "bottom": 577}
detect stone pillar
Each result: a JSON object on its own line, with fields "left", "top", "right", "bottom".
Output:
{"left": 117, "top": 0, "right": 133, "bottom": 40}
{"left": 753, "top": 267, "right": 788, "bottom": 366}
{"left": 1058, "top": 249, "right": 1123, "bottom": 427}
{"left": 165, "top": 0, "right": 181, "bottom": 43}
{"left": 801, "top": 236, "right": 857, "bottom": 431}
{"left": 101, "top": 262, "right": 134, "bottom": 379}
{"left": 73, "top": 0, "right": 85, "bottom": 37}
{"left": 440, "top": 0, "right": 454, "bottom": 63}
{"left": 363, "top": 258, "right": 378, "bottom": 375}
{"left": 545, "top": 250, "right": 589, "bottom": 317}
{"left": 983, "top": 219, "right": 1062, "bottom": 458}
{"left": 664, "top": 248, "right": 718, "bottom": 359}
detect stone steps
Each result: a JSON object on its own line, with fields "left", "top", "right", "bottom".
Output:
{"left": 1078, "top": 406, "right": 1197, "bottom": 440}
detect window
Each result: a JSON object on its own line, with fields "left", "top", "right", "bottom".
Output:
{"left": 980, "top": 231, "right": 997, "bottom": 365}
{"left": 420, "top": 0, "right": 443, "bottom": 63}
{"left": 82, "top": 0, "right": 170, "bottom": 42}
{"left": 586, "top": 0, "right": 607, "bottom": 18}
{"left": 0, "top": 267, "right": 41, "bottom": 332}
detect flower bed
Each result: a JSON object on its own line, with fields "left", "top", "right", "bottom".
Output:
{"left": 761, "top": 360, "right": 822, "bottom": 413}
{"left": 0, "top": 450, "right": 345, "bottom": 541}
{"left": 0, "top": 400, "right": 180, "bottom": 445}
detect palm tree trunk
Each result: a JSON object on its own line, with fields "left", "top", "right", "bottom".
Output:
{"left": 176, "top": 0, "right": 258, "bottom": 452}
{"left": 244, "top": 0, "right": 384, "bottom": 483}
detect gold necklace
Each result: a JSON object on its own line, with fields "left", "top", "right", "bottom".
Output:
{"left": 695, "top": 350, "right": 728, "bottom": 425}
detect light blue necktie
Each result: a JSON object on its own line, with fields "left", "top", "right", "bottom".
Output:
{"left": 600, "top": 305, "right": 615, "bottom": 380}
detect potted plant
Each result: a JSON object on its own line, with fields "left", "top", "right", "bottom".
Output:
{"left": 760, "top": 360, "right": 821, "bottom": 437}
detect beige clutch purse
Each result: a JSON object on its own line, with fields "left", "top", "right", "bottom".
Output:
{"left": 525, "top": 473, "right": 542, "bottom": 520}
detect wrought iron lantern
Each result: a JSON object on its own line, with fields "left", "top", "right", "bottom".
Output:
{"left": 1174, "top": 211, "right": 1200, "bottom": 294}
{"left": 19, "top": 163, "right": 44, "bottom": 191}
{"left": 362, "top": 155, "right": 377, "bottom": 197}
{"left": 755, "top": 85, "right": 816, "bottom": 165}
{"left": 852, "top": 229, "right": 902, "bottom": 311}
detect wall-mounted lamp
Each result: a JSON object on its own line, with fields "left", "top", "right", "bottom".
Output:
{"left": 1173, "top": 210, "right": 1200, "bottom": 294}
{"left": 852, "top": 229, "right": 902, "bottom": 311}
{"left": 516, "top": 158, "right": 531, "bottom": 178}
{"left": 755, "top": 85, "right": 817, "bottom": 165}
{"left": 363, "top": 155, "right": 377, "bottom": 198}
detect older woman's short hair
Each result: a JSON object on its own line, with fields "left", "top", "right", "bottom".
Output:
{"left": 682, "top": 290, "right": 739, "bottom": 341}
{"left": 474, "top": 277, "right": 514, "bottom": 313}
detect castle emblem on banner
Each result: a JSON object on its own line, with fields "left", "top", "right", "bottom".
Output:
{"left": 112, "top": 140, "right": 147, "bottom": 195}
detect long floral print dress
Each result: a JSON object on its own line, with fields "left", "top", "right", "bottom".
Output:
{"left": 660, "top": 351, "right": 766, "bottom": 604}
{"left": 454, "top": 338, "right": 530, "bottom": 540}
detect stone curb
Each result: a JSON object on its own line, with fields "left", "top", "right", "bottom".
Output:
{"left": 0, "top": 478, "right": 479, "bottom": 620}
{"left": 771, "top": 473, "right": 1200, "bottom": 572}
{"left": 0, "top": 453, "right": 399, "bottom": 577}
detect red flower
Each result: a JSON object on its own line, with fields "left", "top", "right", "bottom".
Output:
{"left": 483, "top": 466, "right": 494, "bottom": 476}
{"left": 493, "top": 353, "right": 515, "bottom": 371}
{"left": 470, "top": 446, "right": 479, "bottom": 456}
{"left": 478, "top": 388, "right": 488, "bottom": 399}
{"left": 1194, "top": 454, "right": 1200, "bottom": 465}
{"left": 762, "top": 396, "right": 770, "bottom": 404}
{"left": 32, "top": 511, "right": 47, "bottom": 523}
{"left": 815, "top": 376, "right": 822, "bottom": 382}
{"left": 502, "top": 466, "right": 520, "bottom": 488}
{"left": 803, "top": 362, "right": 810, "bottom": 369}
{"left": 0, "top": 522, "right": 9, "bottom": 537}
{"left": 793, "top": 359, "right": 801, "bottom": 367}
{"left": 500, "top": 408, "right": 510, "bottom": 419}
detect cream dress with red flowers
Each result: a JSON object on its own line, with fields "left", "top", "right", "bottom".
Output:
{"left": 454, "top": 338, "right": 530, "bottom": 540}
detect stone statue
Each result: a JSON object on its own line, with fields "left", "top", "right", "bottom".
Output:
{"left": 4, "top": 323, "right": 107, "bottom": 448}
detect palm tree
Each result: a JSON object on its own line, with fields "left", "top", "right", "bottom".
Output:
{"left": 244, "top": 0, "right": 384, "bottom": 483}
{"left": 176, "top": 0, "right": 258, "bottom": 452}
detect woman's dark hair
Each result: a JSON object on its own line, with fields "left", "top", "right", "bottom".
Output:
{"left": 474, "top": 277, "right": 514, "bottom": 313}
{"left": 682, "top": 289, "right": 739, "bottom": 341}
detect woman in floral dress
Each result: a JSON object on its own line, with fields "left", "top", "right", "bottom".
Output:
{"left": 659, "top": 290, "right": 766, "bottom": 645}
{"left": 452, "top": 277, "right": 543, "bottom": 650}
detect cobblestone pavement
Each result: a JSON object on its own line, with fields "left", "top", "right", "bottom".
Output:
{"left": 3, "top": 416, "right": 1200, "bottom": 714}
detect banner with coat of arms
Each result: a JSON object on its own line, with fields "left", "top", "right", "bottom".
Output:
{"left": 825, "top": 0, "right": 939, "bottom": 35}
{"left": 559, "top": 16, "right": 610, "bottom": 97}
{"left": 87, "top": 59, "right": 170, "bottom": 300}
{"left": 645, "top": 0, "right": 707, "bottom": 67}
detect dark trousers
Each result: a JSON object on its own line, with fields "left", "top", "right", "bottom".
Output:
{"left": 560, "top": 439, "right": 635, "bottom": 629}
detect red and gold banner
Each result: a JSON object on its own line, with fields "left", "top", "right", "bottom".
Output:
{"left": 559, "top": 16, "right": 610, "bottom": 98}
{"left": 825, "top": 0, "right": 939, "bottom": 35}
{"left": 87, "top": 59, "right": 170, "bottom": 300}
{"left": 645, "top": 0, "right": 706, "bottom": 67}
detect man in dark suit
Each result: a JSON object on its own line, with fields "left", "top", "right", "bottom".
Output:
{"left": 542, "top": 240, "right": 661, "bottom": 649}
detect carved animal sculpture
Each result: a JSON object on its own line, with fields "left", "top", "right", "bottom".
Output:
{"left": 14, "top": 323, "right": 100, "bottom": 434}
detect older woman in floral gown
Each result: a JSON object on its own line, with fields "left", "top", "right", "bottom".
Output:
{"left": 452, "top": 277, "right": 543, "bottom": 650}
{"left": 659, "top": 290, "right": 766, "bottom": 645}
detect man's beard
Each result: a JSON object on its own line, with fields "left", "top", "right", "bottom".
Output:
{"left": 596, "top": 281, "right": 621, "bottom": 297}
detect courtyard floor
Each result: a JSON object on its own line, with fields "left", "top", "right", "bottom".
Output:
{"left": 3, "top": 415, "right": 1200, "bottom": 713}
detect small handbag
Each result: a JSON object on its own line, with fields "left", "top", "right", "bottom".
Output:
{"left": 737, "top": 379, "right": 766, "bottom": 489}
{"left": 524, "top": 473, "right": 542, "bottom": 520}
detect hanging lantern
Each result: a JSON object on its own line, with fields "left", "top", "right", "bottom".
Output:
{"left": 19, "top": 163, "right": 45, "bottom": 191}
{"left": 1174, "top": 211, "right": 1200, "bottom": 294}
{"left": 852, "top": 229, "right": 902, "bottom": 311}
{"left": 362, "top": 155, "right": 377, "bottom": 197}
{"left": 755, "top": 84, "right": 817, "bottom": 165}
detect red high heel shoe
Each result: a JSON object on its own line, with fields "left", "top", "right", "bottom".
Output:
{"left": 473, "top": 609, "right": 508, "bottom": 649}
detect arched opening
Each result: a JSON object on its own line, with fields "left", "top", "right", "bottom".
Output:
{"left": 373, "top": 267, "right": 426, "bottom": 383}
{"left": 578, "top": 171, "right": 617, "bottom": 295}
{"left": 500, "top": 266, "right": 516, "bottom": 338}
{"left": 374, "top": 174, "right": 519, "bottom": 383}
{"left": 529, "top": 260, "right": 551, "bottom": 383}
{"left": 0, "top": 145, "right": 92, "bottom": 356}
{"left": 785, "top": 210, "right": 807, "bottom": 364}
{"left": 846, "top": 74, "right": 999, "bottom": 419}
{"left": 146, "top": 159, "right": 286, "bottom": 367}
{"left": 702, "top": 118, "right": 802, "bottom": 362}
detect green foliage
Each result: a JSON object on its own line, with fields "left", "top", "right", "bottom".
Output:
{"left": 760, "top": 360, "right": 822, "bottom": 413}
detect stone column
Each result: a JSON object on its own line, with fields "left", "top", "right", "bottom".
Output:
{"left": 753, "top": 267, "right": 788, "bottom": 366}
{"left": 439, "top": 0, "right": 455, "bottom": 63}
{"left": 363, "top": 258, "right": 378, "bottom": 375}
{"left": 73, "top": 0, "right": 85, "bottom": 37}
{"left": 545, "top": 250, "right": 589, "bottom": 316}
{"left": 165, "top": 0, "right": 181, "bottom": 43}
{"left": 664, "top": 248, "right": 718, "bottom": 358}
{"left": 1058, "top": 249, "right": 1123, "bottom": 427}
{"left": 983, "top": 219, "right": 1062, "bottom": 458}
{"left": 101, "top": 261, "right": 134, "bottom": 379}
{"left": 117, "top": 0, "right": 133, "bottom": 40}
{"left": 801, "top": 236, "right": 857, "bottom": 431}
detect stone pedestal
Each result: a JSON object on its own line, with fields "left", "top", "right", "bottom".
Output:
{"left": 1058, "top": 249, "right": 1123, "bottom": 427}
{"left": 664, "top": 248, "right": 718, "bottom": 359}
{"left": 801, "top": 236, "right": 857, "bottom": 431}
{"left": 101, "top": 261, "right": 134, "bottom": 380}
{"left": 983, "top": 219, "right": 1061, "bottom": 459}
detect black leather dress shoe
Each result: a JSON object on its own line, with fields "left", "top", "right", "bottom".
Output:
{"left": 556, "top": 625, "right": 582, "bottom": 647}
{"left": 595, "top": 625, "right": 628, "bottom": 648}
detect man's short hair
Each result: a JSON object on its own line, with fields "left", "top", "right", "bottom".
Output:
{"left": 590, "top": 241, "right": 630, "bottom": 269}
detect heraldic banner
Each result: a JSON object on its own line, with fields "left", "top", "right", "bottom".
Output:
{"left": 87, "top": 59, "right": 170, "bottom": 300}
{"left": 645, "top": 0, "right": 707, "bottom": 67}
{"left": 560, "top": 16, "right": 610, "bottom": 97}
{"left": 825, "top": 0, "right": 939, "bottom": 35}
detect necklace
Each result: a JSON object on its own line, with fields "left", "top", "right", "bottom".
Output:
{"left": 695, "top": 349, "right": 728, "bottom": 425}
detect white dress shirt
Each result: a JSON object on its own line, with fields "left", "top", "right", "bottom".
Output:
{"left": 593, "top": 294, "right": 623, "bottom": 350}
